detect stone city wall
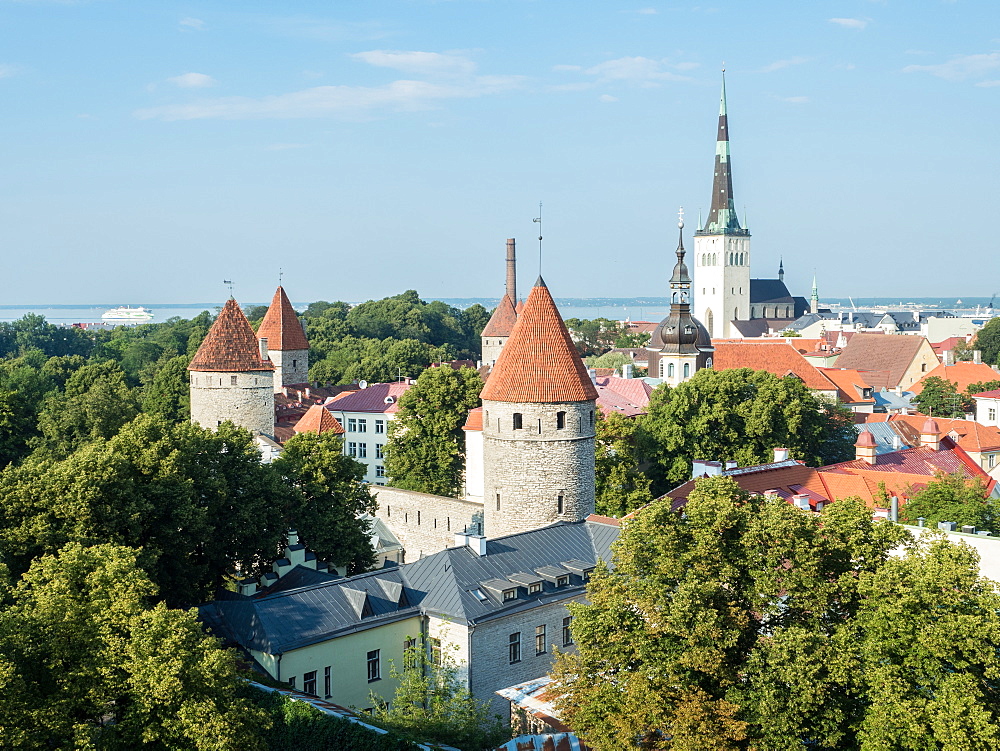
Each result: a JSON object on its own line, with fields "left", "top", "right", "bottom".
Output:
{"left": 372, "top": 486, "right": 484, "bottom": 562}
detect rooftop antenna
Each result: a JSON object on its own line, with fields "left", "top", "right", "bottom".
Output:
{"left": 532, "top": 202, "right": 543, "bottom": 276}
{"left": 224, "top": 279, "right": 234, "bottom": 298}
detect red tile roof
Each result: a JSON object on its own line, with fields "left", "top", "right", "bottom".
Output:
{"left": 869, "top": 414, "right": 1000, "bottom": 453}
{"left": 480, "top": 279, "right": 598, "bottom": 404}
{"left": 833, "top": 333, "right": 928, "bottom": 389}
{"left": 818, "top": 368, "right": 875, "bottom": 403}
{"left": 481, "top": 294, "right": 518, "bottom": 337}
{"left": 974, "top": 389, "right": 1000, "bottom": 399}
{"left": 909, "top": 361, "right": 1000, "bottom": 395}
{"left": 712, "top": 341, "right": 837, "bottom": 392}
{"left": 931, "top": 336, "right": 967, "bottom": 356}
{"left": 856, "top": 430, "right": 876, "bottom": 447}
{"left": 257, "top": 286, "right": 309, "bottom": 351}
{"left": 293, "top": 404, "right": 345, "bottom": 435}
{"left": 594, "top": 376, "right": 653, "bottom": 417}
{"left": 325, "top": 382, "right": 412, "bottom": 414}
{"left": 189, "top": 298, "right": 275, "bottom": 373}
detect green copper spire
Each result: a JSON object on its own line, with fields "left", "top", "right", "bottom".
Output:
{"left": 696, "top": 72, "right": 747, "bottom": 237}
{"left": 810, "top": 274, "right": 819, "bottom": 312}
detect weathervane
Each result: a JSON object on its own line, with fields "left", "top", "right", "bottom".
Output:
{"left": 278, "top": 267, "right": 283, "bottom": 286}
{"left": 532, "top": 202, "right": 543, "bottom": 275}
{"left": 224, "top": 279, "right": 234, "bottom": 298}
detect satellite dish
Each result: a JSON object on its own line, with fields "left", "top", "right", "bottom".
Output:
{"left": 359, "top": 380, "right": 368, "bottom": 389}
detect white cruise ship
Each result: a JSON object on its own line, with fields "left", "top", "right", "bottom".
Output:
{"left": 102, "top": 305, "right": 154, "bottom": 322}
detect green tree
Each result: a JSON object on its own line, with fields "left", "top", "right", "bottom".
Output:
{"left": 370, "top": 637, "right": 507, "bottom": 751}
{"left": 564, "top": 317, "right": 621, "bottom": 357}
{"left": 0, "top": 415, "right": 293, "bottom": 606}
{"left": 973, "top": 317, "right": 1000, "bottom": 366}
{"left": 912, "top": 375, "right": 965, "bottom": 418}
{"left": 383, "top": 366, "right": 483, "bottom": 497}
{"left": 594, "top": 410, "right": 652, "bottom": 517}
{"left": 273, "top": 430, "right": 378, "bottom": 574}
{"left": 641, "top": 368, "right": 856, "bottom": 493}
{"left": 142, "top": 354, "right": 192, "bottom": 423}
{"left": 967, "top": 379, "right": 1000, "bottom": 402}
{"left": 33, "top": 360, "right": 142, "bottom": 457}
{"left": 552, "top": 477, "right": 997, "bottom": 751}
{"left": 900, "top": 471, "right": 993, "bottom": 529}
{"left": 0, "top": 542, "right": 269, "bottom": 749}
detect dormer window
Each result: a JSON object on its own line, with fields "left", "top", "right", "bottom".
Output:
{"left": 557, "top": 575, "right": 569, "bottom": 587}
{"left": 528, "top": 582, "right": 542, "bottom": 595}
{"left": 503, "top": 589, "right": 517, "bottom": 602}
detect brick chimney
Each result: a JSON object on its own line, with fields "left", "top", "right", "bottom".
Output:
{"left": 855, "top": 430, "right": 877, "bottom": 465}
{"left": 773, "top": 447, "right": 790, "bottom": 462}
{"left": 920, "top": 418, "right": 941, "bottom": 450}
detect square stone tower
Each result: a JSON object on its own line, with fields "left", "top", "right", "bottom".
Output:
{"left": 257, "top": 285, "right": 310, "bottom": 391}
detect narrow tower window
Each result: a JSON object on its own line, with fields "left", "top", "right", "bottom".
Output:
{"left": 558, "top": 494, "right": 564, "bottom": 514}
{"left": 556, "top": 411, "right": 566, "bottom": 429}
{"left": 496, "top": 493, "right": 501, "bottom": 510}
{"left": 668, "top": 363, "right": 675, "bottom": 378}
{"left": 683, "top": 363, "right": 691, "bottom": 378}
{"left": 513, "top": 413, "right": 522, "bottom": 430}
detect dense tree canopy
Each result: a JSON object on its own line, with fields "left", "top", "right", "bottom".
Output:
{"left": 901, "top": 471, "right": 994, "bottom": 529}
{"left": 641, "top": 368, "right": 856, "bottom": 493}
{"left": 912, "top": 376, "right": 968, "bottom": 418}
{"left": 554, "top": 477, "right": 1000, "bottom": 750}
{"left": 0, "top": 543, "right": 268, "bottom": 749}
{"left": 384, "top": 366, "right": 483, "bottom": 497}
{"left": 594, "top": 410, "right": 652, "bottom": 518}
{"left": 973, "top": 317, "right": 1000, "bottom": 366}
{"left": 564, "top": 317, "right": 650, "bottom": 357}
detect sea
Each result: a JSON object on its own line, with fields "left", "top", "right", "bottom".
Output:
{"left": 0, "top": 297, "right": 996, "bottom": 327}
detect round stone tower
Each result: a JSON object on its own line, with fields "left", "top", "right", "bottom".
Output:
{"left": 480, "top": 277, "right": 598, "bottom": 537}
{"left": 257, "top": 285, "right": 310, "bottom": 391}
{"left": 189, "top": 298, "right": 275, "bottom": 436}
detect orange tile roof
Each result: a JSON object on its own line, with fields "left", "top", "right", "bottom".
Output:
{"left": 481, "top": 293, "right": 518, "bottom": 337}
{"left": 189, "top": 298, "right": 275, "bottom": 373}
{"left": 480, "top": 278, "right": 598, "bottom": 404}
{"left": 257, "top": 286, "right": 309, "bottom": 351}
{"left": 712, "top": 341, "right": 837, "bottom": 391}
{"left": 882, "top": 414, "right": 1000, "bottom": 453}
{"left": 293, "top": 404, "right": 345, "bottom": 435}
{"left": 463, "top": 406, "right": 483, "bottom": 431}
{"left": 818, "top": 368, "right": 875, "bottom": 403}
{"left": 909, "top": 361, "right": 1000, "bottom": 395}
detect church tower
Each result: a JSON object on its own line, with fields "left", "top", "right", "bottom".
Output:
{"left": 647, "top": 213, "right": 713, "bottom": 384}
{"left": 257, "top": 285, "right": 309, "bottom": 391}
{"left": 480, "top": 277, "right": 597, "bottom": 537}
{"left": 480, "top": 238, "right": 519, "bottom": 367}
{"left": 189, "top": 298, "right": 275, "bottom": 436}
{"left": 693, "top": 74, "right": 751, "bottom": 339}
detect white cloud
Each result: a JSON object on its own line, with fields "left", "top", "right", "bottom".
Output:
{"left": 599, "top": 94, "right": 619, "bottom": 102}
{"left": 829, "top": 17, "right": 868, "bottom": 30}
{"left": 179, "top": 17, "right": 205, "bottom": 31}
{"left": 134, "top": 77, "right": 523, "bottom": 121}
{"left": 351, "top": 50, "right": 476, "bottom": 77}
{"left": 903, "top": 52, "right": 1000, "bottom": 81}
{"left": 167, "top": 72, "right": 217, "bottom": 88}
{"left": 635, "top": 8, "right": 657, "bottom": 14}
{"left": 584, "top": 56, "right": 691, "bottom": 84}
{"left": 759, "top": 56, "right": 810, "bottom": 73}
{"left": 976, "top": 79, "right": 1000, "bottom": 88}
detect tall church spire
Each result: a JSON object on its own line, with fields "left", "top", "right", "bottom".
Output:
{"left": 698, "top": 73, "right": 746, "bottom": 236}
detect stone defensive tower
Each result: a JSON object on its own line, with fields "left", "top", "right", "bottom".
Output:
{"left": 257, "top": 285, "right": 309, "bottom": 391}
{"left": 479, "top": 277, "right": 598, "bottom": 537}
{"left": 480, "top": 239, "right": 519, "bottom": 367}
{"left": 189, "top": 298, "right": 275, "bottom": 436}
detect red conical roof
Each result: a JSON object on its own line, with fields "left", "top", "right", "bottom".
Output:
{"left": 921, "top": 418, "right": 940, "bottom": 435}
{"left": 294, "top": 404, "right": 345, "bottom": 435}
{"left": 481, "top": 293, "right": 518, "bottom": 337}
{"left": 481, "top": 278, "right": 598, "bottom": 404}
{"left": 189, "top": 299, "right": 275, "bottom": 372}
{"left": 855, "top": 430, "right": 876, "bottom": 448}
{"left": 257, "top": 286, "right": 309, "bottom": 351}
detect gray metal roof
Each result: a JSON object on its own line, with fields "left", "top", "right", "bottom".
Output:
{"left": 200, "top": 519, "right": 620, "bottom": 655}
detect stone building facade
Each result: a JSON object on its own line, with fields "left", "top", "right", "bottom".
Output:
{"left": 257, "top": 285, "right": 310, "bottom": 391}
{"left": 481, "top": 399, "right": 595, "bottom": 537}
{"left": 188, "top": 297, "right": 275, "bottom": 436}
{"left": 372, "top": 486, "right": 484, "bottom": 563}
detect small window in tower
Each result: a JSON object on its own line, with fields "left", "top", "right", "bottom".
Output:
{"left": 668, "top": 363, "right": 675, "bottom": 378}
{"left": 292, "top": 359, "right": 297, "bottom": 368}
{"left": 589, "top": 411, "right": 594, "bottom": 427}
{"left": 496, "top": 493, "right": 501, "bottom": 510}
{"left": 231, "top": 375, "right": 238, "bottom": 385}
{"left": 683, "top": 363, "right": 690, "bottom": 378}
{"left": 558, "top": 494, "right": 564, "bottom": 514}
{"left": 556, "top": 411, "right": 566, "bottom": 429}
{"left": 513, "top": 413, "right": 523, "bottom": 430}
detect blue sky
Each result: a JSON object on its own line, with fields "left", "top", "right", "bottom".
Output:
{"left": 1, "top": 1, "right": 997, "bottom": 304}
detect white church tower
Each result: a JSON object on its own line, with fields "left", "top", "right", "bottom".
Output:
{"left": 693, "top": 74, "right": 750, "bottom": 339}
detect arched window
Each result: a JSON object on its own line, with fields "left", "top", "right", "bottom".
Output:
{"left": 513, "top": 413, "right": 522, "bottom": 430}
{"left": 707, "top": 357, "right": 714, "bottom": 368}
{"left": 667, "top": 363, "right": 675, "bottom": 378}
{"left": 735, "top": 308, "right": 739, "bottom": 321}
{"left": 556, "top": 411, "right": 566, "bottom": 429}
{"left": 683, "top": 363, "right": 690, "bottom": 378}
{"left": 706, "top": 309, "right": 714, "bottom": 338}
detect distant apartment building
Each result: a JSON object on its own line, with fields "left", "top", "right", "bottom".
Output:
{"left": 326, "top": 381, "right": 412, "bottom": 485}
